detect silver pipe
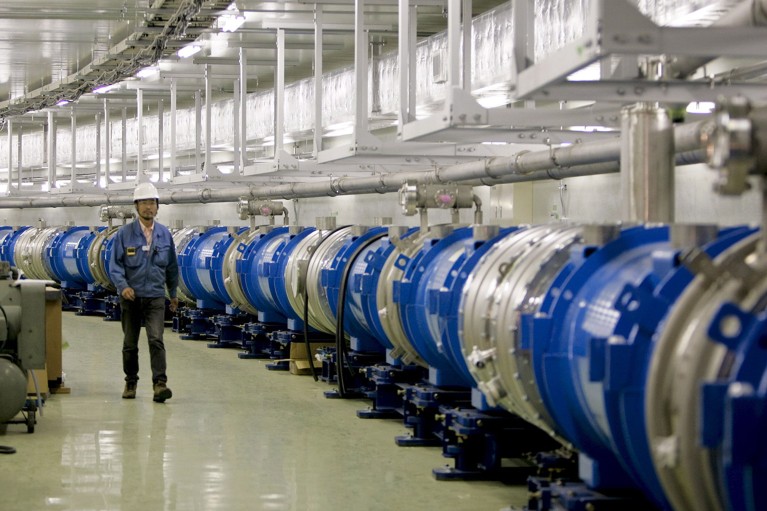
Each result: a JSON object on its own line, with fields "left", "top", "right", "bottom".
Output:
{"left": 239, "top": 46, "right": 248, "bottom": 170}
{"left": 313, "top": 6, "right": 324, "bottom": 156}
{"left": 70, "top": 110, "right": 76, "bottom": 184}
{"left": 16, "top": 125, "right": 22, "bottom": 188}
{"left": 170, "top": 79, "right": 177, "bottom": 180}
{"left": 620, "top": 104, "right": 674, "bottom": 223}
{"left": 473, "top": 194, "right": 483, "bottom": 224}
{"left": 137, "top": 88, "right": 143, "bottom": 179}
{"left": 0, "top": 120, "right": 712, "bottom": 209}
{"left": 47, "top": 112, "right": 56, "bottom": 189}
{"left": 158, "top": 98, "right": 164, "bottom": 183}
{"left": 103, "top": 99, "right": 110, "bottom": 184}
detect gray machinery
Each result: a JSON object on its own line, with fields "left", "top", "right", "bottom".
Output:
{"left": 0, "top": 261, "right": 49, "bottom": 434}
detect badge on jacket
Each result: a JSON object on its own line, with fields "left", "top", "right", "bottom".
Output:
{"left": 126, "top": 247, "right": 137, "bottom": 256}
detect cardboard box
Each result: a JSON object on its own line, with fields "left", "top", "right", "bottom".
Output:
{"left": 288, "top": 341, "right": 334, "bottom": 375}
{"left": 27, "top": 366, "right": 49, "bottom": 396}
{"left": 45, "top": 288, "right": 63, "bottom": 388}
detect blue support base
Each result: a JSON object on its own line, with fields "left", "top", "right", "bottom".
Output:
{"left": 394, "top": 383, "right": 471, "bottom": 447}
{"left": 433, "top": 408, "right": 561, "bottom": 482}
{"left": 74, "top": 290, "right": 108, "bottom": 317}
{"left": 238, "top": 322, "right": 281, "bottom": 359}
{"left": 103, "top": 295, "right": 121, "bottom": 321}
{"left": 265, "top": 331, "right": 334, "bottom": 371}
{"left": 178, "top": 308, "right": 217, "bottom": 340}
{"left": 318, "top": 349, "right": 385, "bottom": 399}
{"left": 355, "top": 364, "right": 425, "bottom": 419}
{"left": 207, "top": 313, "right": 250, "bottom": 349}
{"left": 511, "top": 477, "right": 657, "bottom": 511}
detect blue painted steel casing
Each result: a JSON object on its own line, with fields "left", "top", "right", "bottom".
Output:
{"left": 705, "top": 300, "right": 767, "bottom": 511}
{"left": 268, "top": 227, "right": 317, "bottom": 323}
{"left": 178, "top": 226, "right": 246, "bottom": 310}
{"left": 396, "top": 226, "right": 475, "bottom": 386}
{"left": 236, "top": 226, "right": 291, "bottom": 323}
{"left": 528, "top": 225, "right": 755, "bottom": 506}
{"left": 0, "top": 226, "right": 30, "bottom": 266}
{"left": 0, "top": 226, "right": 14, "bottom": 263}
{"left": 47, "top": 226, "right": 99, "bottom": 287}
{"left": 354, "top": 227, "right": 420, "bottom": 351}
{"left": 529, "top": 225, "right": 669, "bottom": 491}
{"left": 322, "top": 226, "right": 388, "bottom": 348}
{"left": 438, "top": 226, "right": 518, "bottom": 385}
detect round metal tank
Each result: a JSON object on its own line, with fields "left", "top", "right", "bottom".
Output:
{"left": 347, "top": 226, "right": 419, "bottom": 354}
{"left": 461, "top": 224, "right": 583, "bottom": 444}
{"left": 396, "top": 225, "right": 516, "bottom": 386}
{"left": 177, "top": 226, "right": 246, "bottom": 309}
{"left": 301, "top": 225, "right": 390, "bottom": 350}
{"left": 531, "top": 224, "right": 754, "bottom": 508}
{"left": 171, "top": 226, "right": 201, "bottom": 305}
{"left": 236, "top": 225, "right": 293, "bottom": 324}
{"left": 47, "top": 226, "right": 99, "bottom": 287}
{"left": 646, "top": 230, "right": 766, "bottom": 511}
{"left": 87, "top": 226, "right": 119, "bottom": 291}
{"left": 0, "top": 226, "right": 29, "bottom": 267}
{"left": 222, "top": 227, "right": 261, "bottom": 316}
{"left": 14, "top": 226, "right": 63, "bottom": 280}
{"left": 323, "top": 226, "right": 391, "bottom": 350}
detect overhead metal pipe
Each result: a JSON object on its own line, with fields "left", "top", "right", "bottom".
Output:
{"left": 0, "top": 119, "right": 714, "bottom": 209}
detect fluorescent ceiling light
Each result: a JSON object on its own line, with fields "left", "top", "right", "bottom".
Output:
{"left": 93, "top": 83, "right": 121, "bottom": 94}
{"left": 136, "top": 67, "right": 158, "bottom": 78}
{"left": 220, "top": 6, "right": 246, "bottom": 33}
{"left": 177, "top": 44, "right": 202, "bottom": 59}
{"left": 56, "top": 100, "right": 70, "bottom": 106}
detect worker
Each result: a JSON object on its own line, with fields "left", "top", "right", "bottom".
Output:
{"left": 109, "top": 182, "right": 179, "bottom": 402}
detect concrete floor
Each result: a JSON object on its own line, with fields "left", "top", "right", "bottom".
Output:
{"left": 0, "top": 313, "right": 528, "bottom": 511}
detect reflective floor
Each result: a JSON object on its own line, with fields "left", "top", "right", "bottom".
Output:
{"left": 0, "top": 313, "right": 527, "bottom": 511}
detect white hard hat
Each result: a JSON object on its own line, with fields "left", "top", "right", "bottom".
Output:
{"left": 133, "top": 182, "right": 160, "bottom": 202}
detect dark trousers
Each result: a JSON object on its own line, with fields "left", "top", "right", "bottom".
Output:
{"left": 121, "top": 297, "right": 167, "bottom": 385}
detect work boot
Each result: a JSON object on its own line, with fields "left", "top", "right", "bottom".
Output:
{"left": 153, "top": 382, "right": 172, "bottom": 403}
{"left": 122, "top": 382, "right": 137, "bottom": 399}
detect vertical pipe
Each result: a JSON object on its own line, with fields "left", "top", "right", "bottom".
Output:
{"left": 462, "top": 0, "right": 472, "bottom": 90}
{"left": 620, "top": 103, "right": 675, "bottom": 222}
{"left": 47, "top": 112, "right": 56, "bottom": 190}
{"left": 370, "top": 38, "right": 382, "bottom": 114}
{"left": 204, "top": 64, "right": 212, "bottom": 175}
{"left": 354, "top": 0, "right": 368, "bottom": 134}
{"left": 170, "top": 78, "right": 177, "bottom": 181}
{"left": 16, "top": 126, "right": 22, "bottom": 189}
{"left": 95, "top": 112, "right": 102, "bottom": 188}
{"left": 137, "top": 88, "right": 144, "bottom": 180}
{"left": 70, "top": 109, "right": 76, "bottom": 184}
{"left": 158, "top": 98, "right": 164, "bottom": 183}
{"left": 233, "top": 78, "right": 240, "bottom": 174}
{"left": 195, "top": 89, "right": 202, "bottom": 174}
{"left": 239, "top": 46, "right": 248, "bottom": 170}
{"left": 6, "top": 120, "right": 11, "bottom": 190}
{"left": 275, "top": 29, "right": 285, "bottom": 156}
{"left": 448, "top": 0, "right": 461, "bottom": 88}
{"left": 398, "top": 0, "right": 411, "bottom": 127}
{"left": 103, "top": 99, "right": 110, "bottom": 185}
{"left": 513, "top": 0, "right": 534, "bottom": 75}
{"left": 121, "top": 107, "right": 127, "bottom": 182}
{"left": 313, "top": 5, "right": 323, "bottom": 156}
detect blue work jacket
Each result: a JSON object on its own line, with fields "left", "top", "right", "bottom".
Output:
{"left": 109, "top": 219, "right": 179, "bottom": 299}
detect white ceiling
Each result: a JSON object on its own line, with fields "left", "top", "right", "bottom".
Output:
{"left": 0, "top": 0, "right": 507, "bottom": 122}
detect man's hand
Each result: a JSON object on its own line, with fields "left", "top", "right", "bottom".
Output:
{"left": 121, "top": 287, "right": 135, "bottom": 301}
{"left": 169, "top": 297, "right": 179, "bottom": 313}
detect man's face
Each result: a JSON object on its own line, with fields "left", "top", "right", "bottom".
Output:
{"left": 135, "top": 199, "right": 158, "bottom": 221}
